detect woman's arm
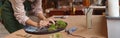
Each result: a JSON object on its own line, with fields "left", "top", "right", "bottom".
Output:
{"left": 33, "top": 0, "right": 55, "bottom": 24}
{"left": 31, "top": 0, "right": 47, "bottom": 20}
{"left": 9, "top": 0, "right": 38, "bottom": 27}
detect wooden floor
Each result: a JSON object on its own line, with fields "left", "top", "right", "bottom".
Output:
{"left": 0, "top": 22, "right": 9, "bottom": 38}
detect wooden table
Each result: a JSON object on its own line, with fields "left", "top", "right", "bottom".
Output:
{"left": 5, "top": 15, "right": 108, "bottom": 38}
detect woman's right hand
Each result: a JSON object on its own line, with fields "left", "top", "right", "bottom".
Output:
{"left": 38, "top": 17, "right": 56, "bottom": 27}
{"left": 38, "top": 20, "right": 50, "bottom": 27}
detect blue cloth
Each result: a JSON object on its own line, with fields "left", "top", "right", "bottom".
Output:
{"left": 24, "top": 25, "right": 38, "bottom": 32}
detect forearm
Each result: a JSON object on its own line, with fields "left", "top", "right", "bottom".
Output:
{"left": 9, "top": 0, "right": 38, "bottom": 26}
{"left": 31, "top": 0, "right": 46, "bottom": 20}
{"left": 37, "top": 13, "right": 46, "bottom": 20}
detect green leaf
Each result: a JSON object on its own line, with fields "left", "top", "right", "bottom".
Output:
{"left": 56, "top": 20, "right": 67, "bottom": 28}
{"left": 48, "top": 20, "right": 67, "bottom": 31}
{"left": 48, "top": 24, "right": 56, "bottom": 31}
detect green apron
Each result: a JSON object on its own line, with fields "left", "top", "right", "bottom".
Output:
{"left": 1, "top": 0, "right": 32, "bottom": 33}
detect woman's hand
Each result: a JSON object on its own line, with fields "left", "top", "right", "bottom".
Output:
{"left": 38, "top": 20, "right": 49, "bottom": 27}
{"left": 38, "top": 18, "right": 55, "bottom": 27}
{"left": 47, "top": 18, "right": 55, "bottom": 24}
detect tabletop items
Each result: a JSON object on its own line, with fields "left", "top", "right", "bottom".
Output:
{"left": 5, "top": 15, "right": 108, "bottom": 38}
{"left": 24, "top": 20, "right": 67, "bottom": 34}
{"left": 65, "top": 27, "right": 77, "bottom": 35}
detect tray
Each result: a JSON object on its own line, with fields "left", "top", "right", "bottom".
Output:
{"left": 24, "top": 21, "right": 67, "bottom": 35}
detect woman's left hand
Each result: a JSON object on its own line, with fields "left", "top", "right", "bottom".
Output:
{"left": 47, "top": 18, "right": 55, "bottom": 24}
{"left": 39, "top": 18, "right": 55, "bottom": 27}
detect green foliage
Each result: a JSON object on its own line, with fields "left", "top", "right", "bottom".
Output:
{"left": 56, "top": 20, "right": 67, "bottom": 28}
{"left": 54, "top": 33, "right": 62, "bottom": 38}
{"left": 48, "top": 20, "right": 67, "bottom": 32}
{"left": 48, "top": 24, "right": 57, "bottom": 32}
{"left": 55, "top": 33, "right": 61, "bottom": 38}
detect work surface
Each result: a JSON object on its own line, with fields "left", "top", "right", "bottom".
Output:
{"left": 5, "top": 15, "right": 108, "bottom": 38}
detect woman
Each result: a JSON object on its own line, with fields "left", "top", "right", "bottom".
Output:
{"left": 1, "top": 0, "right": 54, "bottom": 33}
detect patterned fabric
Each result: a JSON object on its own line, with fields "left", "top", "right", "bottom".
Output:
{"left": 1, "top": 0, "right": 43, "bottom": 33}
{"left": 9, "top": 0, "right": 43, "bottom": 25}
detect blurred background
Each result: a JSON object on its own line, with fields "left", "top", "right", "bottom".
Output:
{"left": 0, "top": 0, "right": 107, "bottom": 38}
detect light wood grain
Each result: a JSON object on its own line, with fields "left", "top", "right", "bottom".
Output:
{"left": 5, "top": 15, "right": 108, "bottom": 38}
